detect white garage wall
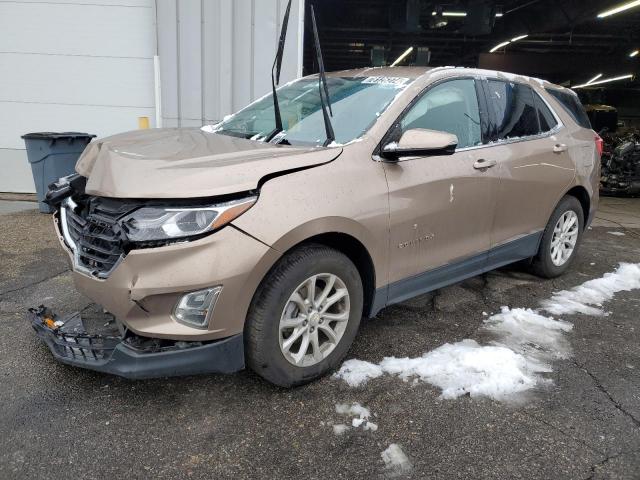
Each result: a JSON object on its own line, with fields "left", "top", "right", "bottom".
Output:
{"left": 0, "top": 0, "right": 156, "bottom": 193}
{"left": 0, "top": 0, "right": 305, "bottom": 193}
{"left": 156, "top": 0, "right": 305, "bottom": 128}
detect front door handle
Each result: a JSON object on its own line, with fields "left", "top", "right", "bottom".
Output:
{"left": 553, "top": 143, "right": 568, "bottom": 153}
{"left": 473, "top": 158, "right": 497, "bottom": 170}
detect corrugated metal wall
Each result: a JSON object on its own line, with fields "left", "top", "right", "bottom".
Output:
{"left": 0, "top": 0, "right": 156, "bottom": 193}
{"left": 156, "top": 0, "right": 305, "bottom": 128}
{"left": 0, "top": 0, "right": 304, "bottom": 192}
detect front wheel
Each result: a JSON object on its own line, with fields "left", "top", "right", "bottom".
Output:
{"left": 245, "top": 244, "right": 363, "bottom": 387}
{"left": 529, "top": 195, "right": 584, "bottom": 278}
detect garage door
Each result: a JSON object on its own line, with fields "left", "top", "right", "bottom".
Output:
{"left": 0, "top": 0, "right": 156, "bottom": 193}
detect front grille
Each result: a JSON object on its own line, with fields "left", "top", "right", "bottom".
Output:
{"left": 62, "top": 197, "right": 130, "bottom": 277}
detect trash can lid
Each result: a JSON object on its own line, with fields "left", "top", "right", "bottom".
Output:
{"left": 21, "top": 132, "right": 97, "bottom": 140}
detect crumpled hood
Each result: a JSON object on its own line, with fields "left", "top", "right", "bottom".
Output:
{"left": 76, "top": 128, "right": 342, "bottom": 198}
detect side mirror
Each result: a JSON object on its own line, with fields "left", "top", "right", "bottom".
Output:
{"left": 382, "top": 129, "right": 458, "bottom": 160}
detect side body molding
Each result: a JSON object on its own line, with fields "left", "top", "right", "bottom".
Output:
{"left": 370, "top": 231, "right": 543, "bottom": 316}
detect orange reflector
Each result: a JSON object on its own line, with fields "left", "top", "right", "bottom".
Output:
{"left": 43, "top": 317, "right": 57, "bottom": 329}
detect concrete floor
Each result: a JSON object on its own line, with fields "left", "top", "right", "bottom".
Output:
{"left": 593, "top": 197, "right": 640, "bottom": 230}
{"left": 0, "top": 200, "right": 37, "bottom": 215}
{"left": 0, "top": 197, "right": 639, "bottom": 479}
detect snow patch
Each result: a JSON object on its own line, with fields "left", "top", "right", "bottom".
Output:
{"left": 484, "top": 307, "right": 573, "bottom": 361}
{"left": 335, "top": 402, "right": 370, "bottom": 418}
{"left": 352, "top": 417, "right": 365, "bottom": 427}
{"left": 608, "top": 231, "right": 626, "bottom": 236}
{"left": 332, "top": 424, "right": 349, "bottom": 435}
{"left": 335, "top": 264, "right": 640, "bottom": 400}
{"left": 381, "top": 444, "right": 412, "bottom": 477}
{"left": 334, "top": 359, "right": 383, "bottom": 387}
{"left": 333, "top": 402, "right": 378, "bottom": 433}
{"left": 382, "top": 340, "right": 543, "bottom": 399}
{"left": 541, "top": 263, "right": 640, "bottom": 316}
{"left": 335, "top": 307, "right": 572, "bottom": 398}
{"left": 363, "top": 421, "right": 378, "bottom": 432}
{"left": 337, "top": 339, "right": 545, "bottom": 399}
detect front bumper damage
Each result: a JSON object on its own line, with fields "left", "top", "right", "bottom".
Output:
{"left": 28, "top": 305, "right": 244, "bottom": 379}
{"left": 44, "top": 174, "right": 277, "bottom": 342}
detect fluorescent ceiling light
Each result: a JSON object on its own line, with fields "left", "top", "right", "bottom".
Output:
{"left": 390, "top": 47, "right": 414, "bottom": 67}
{"left": 431, "top": 11, "right": 466, "bottom": 16}
{"left": 432, "top": 11, "right": 503, "bottom": 17}
{"left": 572, "top": 74, "right": 633, "bottom": 89}
{"left": 597, "top": 0, "right": 640, "bottom": 18}
{"left": 586, "top": 73, "right": 603, "bottom": 85}
{"left": 511, "top": 34, "right": 528, "bottom": 42}
{"left": 630, "top": 50, "right": 639, "bottom": 57}
{"left": 489, "top": 41, "right": 510, "bottom": 53}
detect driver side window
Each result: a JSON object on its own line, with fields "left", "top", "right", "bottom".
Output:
{"left": 400, "top": 79, "right": 482, "bottom": 149}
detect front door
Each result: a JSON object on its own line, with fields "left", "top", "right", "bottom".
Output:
{"left": 382, "top": 77, "right": 499, "bottom": 303}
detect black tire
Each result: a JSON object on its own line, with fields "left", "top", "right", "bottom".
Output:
{"left": 245, "top": 244, "right": 363, "bottom": 387}
{"left": 529, "top": 195, "right": 584, "bottom": 278}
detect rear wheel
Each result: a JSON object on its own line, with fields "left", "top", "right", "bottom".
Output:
{"left": 529, "top": 195, "right": 584, "bottom": 278}
{"left": 245, "top": 244, "right": 363, "bottom": 387}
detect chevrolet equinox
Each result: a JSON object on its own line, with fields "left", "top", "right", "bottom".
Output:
{"left": 32, "top": 66, "right": 600, "bottom": 387}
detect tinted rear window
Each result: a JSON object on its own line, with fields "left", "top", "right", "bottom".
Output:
{"left": 486, "top": 80, "right": 539, "bottom": 140}
{"left": 547, "top": 89, "right": 591, "bottom": 129}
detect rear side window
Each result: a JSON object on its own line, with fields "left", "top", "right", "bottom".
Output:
{"left": 486, "top": 80, "right": 539, "bottom": 140}
{"left": 546, "top": 88, "right": 591, "bottom": 129}
{"left": 534, "top": 93, "right": 558, "bottom": 132}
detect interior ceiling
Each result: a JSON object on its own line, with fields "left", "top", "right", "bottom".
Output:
{"left": 303, "top": 0, "right": 640, "bottom": 86}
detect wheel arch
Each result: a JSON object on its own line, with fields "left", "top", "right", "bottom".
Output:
{"left": 564, "top": 185, "right": 591, "bottom": 227}
{"left": 295, "top": 232, "right": 377, "bottom": 318}
{"left": 251, "top": 218, "right": 381, "bottom": 319}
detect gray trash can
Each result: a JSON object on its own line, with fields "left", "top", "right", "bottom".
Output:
{"left": 22, "top": 132, "right": 95, "bottom": 213}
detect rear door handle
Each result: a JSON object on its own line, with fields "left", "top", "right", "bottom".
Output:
{"left": 553, "top": 143, "right": 568, "bottom": 153}
{"left": 473, "top": 158, "right": 497, "bottom": 170}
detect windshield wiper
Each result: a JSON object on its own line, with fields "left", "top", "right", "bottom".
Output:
{"left": 310, "top": 5, "right": 335, "bottom": 147}
{"left": 265, "top": 0, "right": 293, "bottom": 143}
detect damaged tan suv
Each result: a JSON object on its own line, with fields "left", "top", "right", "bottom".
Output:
{"left": 31, "top": 66, "right": 600, "bottom": 387}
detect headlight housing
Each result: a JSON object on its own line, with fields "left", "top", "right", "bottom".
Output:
{"left": 122, "top": 196, "right": 257, "bottom": 242}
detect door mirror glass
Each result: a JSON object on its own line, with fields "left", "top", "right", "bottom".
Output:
{"left": 382, "top": 128, "right": 458, "bottom": 160}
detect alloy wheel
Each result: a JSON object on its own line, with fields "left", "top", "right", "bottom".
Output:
{"left": 550, "top": 210, "right": 579, "bottom": 266}
{"left": 278, "top": 273, "right": 350, "bottom": 367}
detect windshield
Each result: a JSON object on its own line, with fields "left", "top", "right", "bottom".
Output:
{"left": 212, "top": 76, "right": 413, "bottom": 146}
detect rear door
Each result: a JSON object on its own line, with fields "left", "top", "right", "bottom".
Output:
{"left": 383, "top": 77, "right": 499, "bottom": 299}
{"left": 483, "top": 79, "right": 575, "bottom": 258}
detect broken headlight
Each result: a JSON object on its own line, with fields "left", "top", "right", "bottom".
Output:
{"left": 122, "top": 196, "right": 256, "bottom": 242}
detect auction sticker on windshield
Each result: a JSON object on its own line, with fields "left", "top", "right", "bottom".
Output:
{"left": 361, "top": 76, "right": 410, "bottom": 87}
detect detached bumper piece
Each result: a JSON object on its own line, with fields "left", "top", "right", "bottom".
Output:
{"left": 28, "top": 305, "right": 244, "bottom": 379}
